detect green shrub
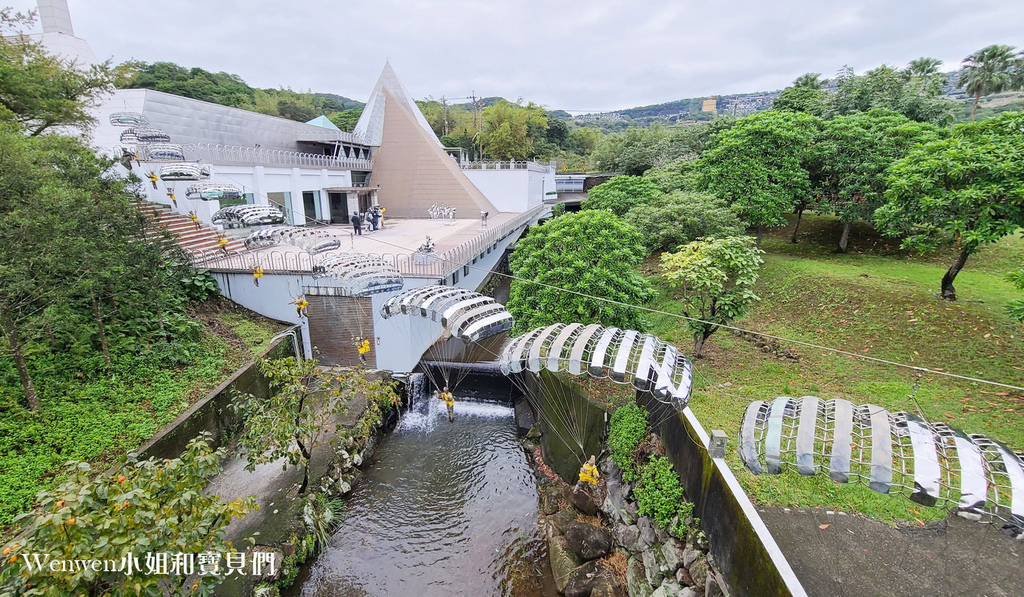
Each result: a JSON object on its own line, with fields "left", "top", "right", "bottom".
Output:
{"left": 634, "top": 455, "right": 684, "bottom": 531}
{"left": 608, "top": 403, "right": 648, "bottom": 482}
{"left": 181, "top": 268, "right": 219, "bottom": 301}
{"left": 551, "top": 202, "right": 566, "bottom": 217}
{"left": 580, "top": 175, "right": 661, "bottom": 217}
{"left": 625, "top": 191, "right": 746, "bottom": 255}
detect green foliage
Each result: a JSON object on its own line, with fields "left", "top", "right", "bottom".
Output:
{"left": 607, "top": 403, "right": 648, "bottom": 482}
{"left": 958, "top": 45, "right": 1021, "bottom": 119}
{"left": 480, "top": 99, "right": 548, "bottom": 160}
{"left": 328, "top": 107, "right": 363, "bottom": 132}
{"left": 1006, "top": 263, "right": 1024, "bottom": 322}
{"left": 812, "top": 110, "right": 944, "bottom": 249}
{"left": 581, "top": 175, "right": 662, "bottom": 217}
{"left": 698, "top": 111, "right": 819, "bottom": 232}
{"left": 625, "top": 191, "right": 746, "bottom": 255}
{"left": 231, "top": 359, "right": 397, "bottom": 494}
{"left": 642, "top": 158, "right": 700, "bottom": 193}
{"left": 661, "top": 237, "right": 764, "bottom": 357}
{"left": 875, "top": 111, "right": 1024, "bottom": 297}
{"left": 181, "top": 268, "right": 220, "bottom": 302}
{"left": 550, "top": 203, "right": 567, "bottom": 218}
{"left": 302, "top": 493, "right": 345, "bottom": 549}
{"left": 508, "top": 211, "right": 653, "bottom": 333}
{"left": 826, "top": 63, "right": 956, "bottom": 125}
{"left": 634, "top": 455, "right": 685, "bottom": 531}
{"left": 0, "top": 434, "right": 255, "bottom": 596}
{"left": 0, "top": 10, "right": 114, "bottom": 135}
{"left": 773, "top": 85, "right": 826, "bottom": 116}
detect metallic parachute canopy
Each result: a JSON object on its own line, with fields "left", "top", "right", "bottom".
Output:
{"left": 119, "top": 128, "right": 171, "bottom": 144}
{"left": 380, "top": 285, "right": 513, "bottom": 343}
{"left": 185, "top": 182, "right": 244, "bottom": 202}
{"left": 243, "top": 226, "right": 342, "bottom": 255}
{"left": 312, "top": 254, "right": 404, "bottom": 297}
{"left": 739, "top": 396, "right": 1024, "bottom": 528}
{"left": 211, "top": 204, "right": 285, "bottom": 227}
{"left": 158, "top": 163, "right": 210, "bottom": 181}
{"left": 138, "top": 143, "right": 186, "bottom": 162}
{"left": 109, "top": 112, "right": 149, "bottom": 127}
{"left": 498, "top": 324, "right": 693, "bottom": 411}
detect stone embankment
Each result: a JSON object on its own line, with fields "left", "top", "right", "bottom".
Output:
{"left": 526, "top": 433, "right": 725, "bottom": 597}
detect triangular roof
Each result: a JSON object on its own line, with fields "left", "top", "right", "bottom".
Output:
{"left": 305, "top": 114, "right": 340, "bottom": 130}
{"left": 370, "top": 88, "right": 497, "bottom": 218}
{"left": 354, "top": 61, "right": 440, "bottom": 147}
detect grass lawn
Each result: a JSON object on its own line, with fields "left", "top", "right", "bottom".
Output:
{"left": 0, "top": 299, "right": 285, "bottom": 535}
{"left": 646, "top": 214, "right": 1024, "bottom": 524}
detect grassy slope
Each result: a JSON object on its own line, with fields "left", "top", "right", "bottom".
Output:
{"left": 0, "top": 300, "right": 284, "bottom": 533}
{"left": 647, "top": 214, "right": 1024, "bottom": 524}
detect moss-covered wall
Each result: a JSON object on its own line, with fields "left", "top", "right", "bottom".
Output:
{"left": 638, "top": 394, "right": 806, "bottom": 597}
{"left": 138, "top": 334, "right": 298, "bottom": 460}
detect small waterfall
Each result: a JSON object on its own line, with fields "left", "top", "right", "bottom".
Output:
{"left": 398, "top": 372, "right": 513, "bottom": 432}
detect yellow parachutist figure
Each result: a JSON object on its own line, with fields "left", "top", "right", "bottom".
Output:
{"left": 147, "top": 172, "right": 159, "bottom": 189}
{"left": 438, "top": 386, "right": 455, "bottom": 423}
{"left": 189, "top": 211, "right": 201, "bottom": 230}
{"left": 290, "top": 296, "right": 309, "bottom": 318}
{"left": 578, "top": 455, "right": 599, "bottom": 486}
{"left": 353, "top": 337, "right": 371, "bottom": 364}
{"left": 252, "top": 265, "right": 264, "bottom": 286}
{"left": 217, "top": 236, "right": 229, "bottom": 255}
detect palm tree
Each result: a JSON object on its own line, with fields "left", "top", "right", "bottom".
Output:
{"left": 792, "top": 72, "right": 826, "bottom": 89}
{"left": 905, "top": 57, "right": 943, "bottom": 78}
{"left": 959, "top": 44, "right": 1018, "bottom": 120}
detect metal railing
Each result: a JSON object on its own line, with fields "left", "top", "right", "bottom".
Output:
{"left": 183, "top": 143, "right": 373, "bottom": 170}
{"left": 459, "top": 160, "right": 552, "bottom": 173}
{"left": 189, "top": 204, "right": 548, "bottom": 278}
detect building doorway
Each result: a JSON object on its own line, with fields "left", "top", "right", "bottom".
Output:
{"left": 328, "top": 192, "right": 348, "bottom": 224}
{"left": 302, "top": 191, "right": 322, "bottom": 223}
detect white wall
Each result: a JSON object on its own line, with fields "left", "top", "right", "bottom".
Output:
{"left": 464, "top": 166, "right": 557, "bottom": 213}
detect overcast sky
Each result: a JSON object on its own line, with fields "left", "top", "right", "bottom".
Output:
{"left": 9, "top": 0, "right": 1024, "bottom": 112}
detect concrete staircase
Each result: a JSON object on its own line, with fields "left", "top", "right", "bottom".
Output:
{"left": 135, "top": 202, "right": 246, "bottom": 255}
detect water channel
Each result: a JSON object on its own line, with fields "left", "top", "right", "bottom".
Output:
{"left": 289, "top": 378, "right": 556, "bottom": 596}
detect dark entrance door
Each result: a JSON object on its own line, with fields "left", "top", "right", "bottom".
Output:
{"left": 329, "top": 192, "right": 348, "bottom": 224}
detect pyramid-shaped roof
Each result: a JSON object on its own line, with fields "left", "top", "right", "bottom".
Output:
{"left": 354, "top": 62, "right": 440, "bottom": 147}
{"left": 305, "top": 114, "right": 341, "bottom": 130}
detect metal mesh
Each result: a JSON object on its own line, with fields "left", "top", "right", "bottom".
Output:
{"left": 739, "top": 397, "right": 1024, "bottom": 527}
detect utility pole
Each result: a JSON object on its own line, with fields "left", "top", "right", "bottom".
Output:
{"left": 441, "top": 96, "right": 449, "bottom": 137}
{"left": 471, "top": 90, "right": 479, "bottom": 131}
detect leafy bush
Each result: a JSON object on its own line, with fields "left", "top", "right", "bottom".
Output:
{"left": 625, "top": 191, "right": 746, "bottom": 254}
{"left": 303, "top": 493, "right": 345, "bottom": 549}
{"left": 1007, "top": 265, "right": 1024, "bottom": 322}
{"left": 634, "top": 455, "right": 685, "bottom": 531}
{"left": 551, "top": 202, "right": 566, "bottom": 217}
{"left": 608, "top": 403, "right": 648, "bottom": 482}
{"left": 181, "top": 268, "right": 219, "bottom": 301}
{"left": 580, "top": 175, "right": 662, "bottom": 217}
{"left": 642, "top": 158, "right": 701, "bottom": 193}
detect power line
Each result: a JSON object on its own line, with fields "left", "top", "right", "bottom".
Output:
{"left": 354, "top": 232, "right": 1024, "bottom": 393}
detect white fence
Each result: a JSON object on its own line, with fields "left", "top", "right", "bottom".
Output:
{"left": 183, "top": 143, "right": 373, "bottom": 170}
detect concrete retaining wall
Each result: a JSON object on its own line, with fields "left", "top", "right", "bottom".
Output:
{"left": 638, "top": 394, "right": 807, "bottom": 597}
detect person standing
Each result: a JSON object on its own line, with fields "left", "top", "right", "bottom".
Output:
{"left": 351, "top": 212, "right": 362, "bottom": 235}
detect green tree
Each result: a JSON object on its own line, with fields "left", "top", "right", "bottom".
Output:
{"left": 812, "top": 110, "right": 943, "bottom": 252}
{"left": 479, "top": 99, "right": 548, "bottom": 160}
{"left": 827, "top": 63, "right": 955, "bottom": 125}
{"left": 625, "top": 192, "right": 746, "bottom": 254}
{"left": 0, "top": 434, "right": 255, "bottom": 596}
{"left": 792, "top": 72, "right": 826, "bottom": 89}
{"left": 958, "top": 44, "right": 1020, "bottom": 120}
{"left": 773, "top": 85, "right": 826, "bottom": 116}
{"left": 0, "top": 10, "right": 113, "bottom": 135}
{"left": 1007, "top": 263, "right": 1024, "bottom": 322}
{"left": 328, "top": 107, "right": 363, "bottom": 132}
{"left": 232, "top": 358, "right": 396, "bottom": 495}
{"left": 508, "top": 211, "right": 653, "bottom": 333}
{"left": 698, "top": 111, "right": 819, "bottom": 243}
{"left": 581, "top": 175, "right": 662, "bottom": 217}
{"left": 661, "top": 236, "right": 764, "bottom": 357}
{"left": 642, "top": 158, "right": 699, "bottom": 193}
{"left": 876, "top": 112, "right": 1024, "bottom": 300}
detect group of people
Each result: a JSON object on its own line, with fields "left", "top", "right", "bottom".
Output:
{"left": 350, "top": 205, "right": 385, "bottom": 236}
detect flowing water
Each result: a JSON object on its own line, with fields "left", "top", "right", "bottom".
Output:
{"left": 290, "top": 381, "right": 554, "bottom": 596}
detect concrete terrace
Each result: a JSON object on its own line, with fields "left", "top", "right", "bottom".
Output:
{"left": 193, "top": 205, "right": 545, "bottom": 279}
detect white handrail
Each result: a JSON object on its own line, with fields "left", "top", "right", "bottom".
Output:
{"left": 183, "top": 143, "right": 372, "bottom": 170}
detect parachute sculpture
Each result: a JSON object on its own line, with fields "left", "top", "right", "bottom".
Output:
{"left": 119, "top": 128, "right": 171, "bottom": 144}
{"left": 739, "top": 397, "right": 1024, "bottom": 527}
{"left": 313, "top": 254, "right": 404, "bottom": 296}
{"left": 185, "top": 182, "right": 244, "bottom": 202}
{"left": 243, "top": 226, "right": 342, "bottom": 255}
{"left": 159, "top": 163, "right": 210, "bottom": 181}
{"left": 499, "top": 324, "right": 694, "bottom": 412}
{"left": 381, "top": 285, "right": 513, "bottom": 343}
{"left": 211, "top": 204, "right": 286, "bottom": 227}
{"left": 138, "top": 143, "right": 186, "bottom": 162}
{"left": 109, "top": 112, "right": 149, "bottom": 127}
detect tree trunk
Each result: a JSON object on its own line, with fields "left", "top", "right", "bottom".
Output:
{"left": 297, "top": 439, "right": 311, "bottom": 495}
{"left": 790, "top": 207, "right": 804, "bottom": 244}
{"left": 971, "top": 91, "right": 980, "bottom": 121}
{"left": 1, "top": 307, "right": 39, "bottom": 411}
{"left": 837, "top": 220, "right": 853, "bottom": 253}
{"left": 693, "top": 334, "right": 707, "bottom": 358}
{"left": 755, "top": 226, "right": 764, "bottom": 246}
{"left": 940, "top": 247, "right": 972, "bottom": 301}
{"left": 92, "top": 295, "right": 112, "bottom": 370}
